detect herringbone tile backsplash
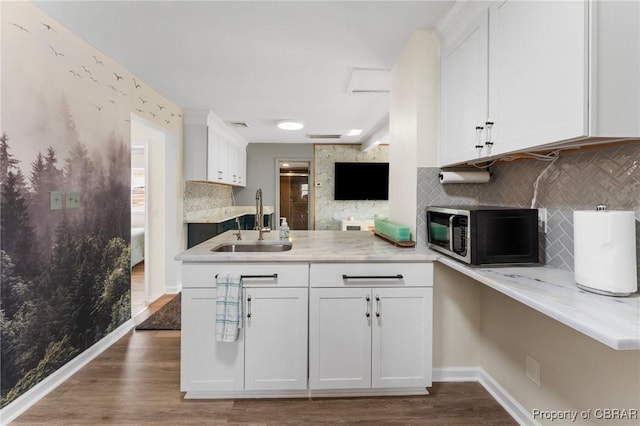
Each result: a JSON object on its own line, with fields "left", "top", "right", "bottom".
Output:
{"left": 417, "top": 143, "right": 640, "bottom": 280}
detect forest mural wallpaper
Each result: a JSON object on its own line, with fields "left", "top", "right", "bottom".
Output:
{"left": 0, "top": 2, "right": 182, "bottom": 408}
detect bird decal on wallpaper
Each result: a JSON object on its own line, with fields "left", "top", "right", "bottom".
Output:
{"left": 48, "top": 45, "right": 64, "bottom": 57}
{"left": 11, "top": 10, "right": 182, "bottom": 130}
{"left": 11, "top": 23, "right": 31, "bottom": 34}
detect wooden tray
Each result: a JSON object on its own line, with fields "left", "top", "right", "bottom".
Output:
{"left": 374, "top": 231, "right": 416, "bottom": 247}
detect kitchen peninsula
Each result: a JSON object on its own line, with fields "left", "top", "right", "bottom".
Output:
{"left": 176, "top": 229, "right": 639, "bottom": 402}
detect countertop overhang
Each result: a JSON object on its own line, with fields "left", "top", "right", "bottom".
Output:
{"left": 175, "top": 230, "right": 640, "bottom": 351}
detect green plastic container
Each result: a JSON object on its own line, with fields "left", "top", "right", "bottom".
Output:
{"left": 374, "top": 218, "right": 411, "bottom": 242}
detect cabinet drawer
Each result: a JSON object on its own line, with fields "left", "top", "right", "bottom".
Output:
{"left": 309, "top": 263, "right": 433, "bottom": 288}
{"left": 182, "top": 263, "right": 308, "bottom": 288}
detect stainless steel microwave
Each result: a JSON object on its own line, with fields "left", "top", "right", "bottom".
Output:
{"left": 426, "top": 206, "right": 539, "bottom": 266}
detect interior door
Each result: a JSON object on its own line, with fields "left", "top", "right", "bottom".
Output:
{"left": 278, "top": 161, "right": 310, "bottom": 230}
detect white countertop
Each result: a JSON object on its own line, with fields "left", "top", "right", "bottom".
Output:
{"left": 176, "top": 230, "right": 438, "bottom": 262}
{"left": 175, "top": 230, "right": 640, "bottom": 351}
{"left": 184, "top": 206, "right": 274, "bottom": 224}
{"left": 439, "top": 257, "right": 640, "bottom": 351}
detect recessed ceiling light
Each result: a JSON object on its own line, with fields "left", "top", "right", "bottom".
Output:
{"left": 277, "top": 120, "right": 304, "bottom": 131}
{"left": 347, "top": 129, "right": 363, "bottom": 136}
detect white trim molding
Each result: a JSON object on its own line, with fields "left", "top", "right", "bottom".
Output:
{"left": 0, "top": 319, "right": 135, "bottom": 425}
{"left": 433, "top": 367, "right": 539, "bottom": 426}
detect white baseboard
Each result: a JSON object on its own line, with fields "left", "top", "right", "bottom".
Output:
{"left": 433, "top": 367, "right": 539, "bottom": 426}
{"left": 0, "top": 319, "right": 135, "bottom": 425}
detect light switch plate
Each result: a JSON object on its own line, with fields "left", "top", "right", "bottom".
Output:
{"left": 50, "top": 191, "right": 63, "bottom": 210}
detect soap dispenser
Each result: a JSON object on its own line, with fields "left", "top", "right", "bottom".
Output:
{"left": 279, "top": 217, "right": 290, "bottom": 240}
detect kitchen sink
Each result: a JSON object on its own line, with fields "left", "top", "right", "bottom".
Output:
{"left": 211, "top": 241, "right": 293, "bottom": 253}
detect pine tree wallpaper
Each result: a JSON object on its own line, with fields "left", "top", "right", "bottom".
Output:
{"left": 0, "top": 3, "right": 181, "bottom": 407}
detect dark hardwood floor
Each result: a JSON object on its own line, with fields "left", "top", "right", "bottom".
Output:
{"left": 12, "top": 297, "right": 517, "bottom": 425}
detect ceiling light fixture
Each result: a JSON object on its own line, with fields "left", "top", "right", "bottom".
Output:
{"left": 347, "top": 129, "right": 363, "bottom": 136}
{"left": 277, "top": 120, "right": 304, "bottom": 131}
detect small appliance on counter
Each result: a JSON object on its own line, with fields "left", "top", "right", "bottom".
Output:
{"left": 426, "top": 206, "right": 539, "bottom": 266}
{"left": 574, "top": 205, "right": 638, "bottom": 296}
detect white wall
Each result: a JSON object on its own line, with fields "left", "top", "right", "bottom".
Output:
{"left": 234, "top": 143, "right": 314, "bottom": 207}
{"left": 389, "top": 30, "right": 440, "bottom": 239}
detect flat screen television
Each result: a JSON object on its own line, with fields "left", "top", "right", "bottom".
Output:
{"left": 334, "top": 162, "right": 389, "bottom": 200}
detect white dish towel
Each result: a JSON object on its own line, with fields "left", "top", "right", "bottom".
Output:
{"left": 215, "top": 273, "right": 243, "bottom": 342}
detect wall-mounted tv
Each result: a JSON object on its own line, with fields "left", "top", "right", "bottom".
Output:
{"left": 334, "top": 162, "right": 389, "bottom": 201}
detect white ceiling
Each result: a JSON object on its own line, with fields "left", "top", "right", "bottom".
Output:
{"left": 33, "top": 1, "right": 453, "bottom": 145}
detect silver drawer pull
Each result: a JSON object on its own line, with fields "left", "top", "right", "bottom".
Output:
{"left": 215, "top": 274, "right": 278, "bottom": 280}
{"left": 342, "top": 274, "right": 403, "bottom": 280}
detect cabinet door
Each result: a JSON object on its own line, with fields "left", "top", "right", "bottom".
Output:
{"left": 371, "top": 288, "right": 432, "bottom": 389}
{"left": 440, "top": 8, "right": 489, "bottom": 166}
{"left": 181, "top": 288, "right": 244, "bottom": 392}
{"left": 244, "top": 288, "right": 308, "bottom": 390}
{"left": 309, "top": 288, "right": 372, "bottom": 389}
{"left": 488, "top": 0, "right": 587, "bottom": 155}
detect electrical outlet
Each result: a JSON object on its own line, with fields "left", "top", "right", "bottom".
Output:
{"left": 65, "top": 191, "right": 81, "bottom": 209}
{"left": 538, "top": 208, "right": 548, "bottom": 234}
{"left": 526, "top": 354, "right": 541, "bottom": 386}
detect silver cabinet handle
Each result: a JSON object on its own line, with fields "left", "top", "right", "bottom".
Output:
{"left": 342, "top": 274, "right": 403, "bottom": 280}
{"left": 365, "top": 295, "right": 371, "bottom": 318}
{"left": 485, "top": 121, "right": 494, "bottom": 147}
{"left": 247, "top": 295, "right": 252, "bottom": 318}
{"left": 475, "top": 125, "right": 484, "bottom": 153}
{"left": 375, "top": 295, "right": 381, "bottom": 318}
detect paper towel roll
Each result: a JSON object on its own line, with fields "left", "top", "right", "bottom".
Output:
{"left": 439, "top": 171, "right": 491, "bottom": 184}
{"left": 573, "top": 210, "right": 637, "bottom": 296}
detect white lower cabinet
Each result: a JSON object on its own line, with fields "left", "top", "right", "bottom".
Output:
{"left": 244, "top": 287, "right": 308, "bottom": 390}
{"left": 181, "top": 287, "right": 244, "bottom": 392}
{"left": 309, "top": 287, "right": 372, "bottom": 389}
{"left": 309, "top": 286, "right": 432, "bottom": 391}
{"left": 181, "top": 261, "right": 433, "bottom": 398}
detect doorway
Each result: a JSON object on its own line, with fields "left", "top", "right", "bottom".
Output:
{"left": 131, "top": 143, "right": 147, "bottom": 316}
{"left": 278, "top": 160, "right": 311, "bottom": 230}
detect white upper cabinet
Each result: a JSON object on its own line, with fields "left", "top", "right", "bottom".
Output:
{"left": 487, "top": 0, "right": 587, "bottom": 157}
{"left": 440, "top": 9, "right": 489, "bottom": 166}
{"left": 438, "top": 0, "right": 640, "bottom": 166}
{"left": 207, "top": 111, "right": 247, "bottom": 187}
{"left": 183, "top": 110, "right": 247, "bottom": 186}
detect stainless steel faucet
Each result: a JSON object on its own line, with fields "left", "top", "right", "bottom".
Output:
{"left": 255, "top": 188, "right": 270, "bottom": 240}
{"left": 233, "top": 217, "right": 242, "bottom": 240}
